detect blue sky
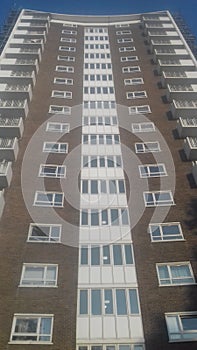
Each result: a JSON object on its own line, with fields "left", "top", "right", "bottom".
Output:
{"left": 1, "top": 0, "right": 197, "bottom": 37}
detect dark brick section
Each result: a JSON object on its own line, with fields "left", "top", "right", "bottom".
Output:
{"left": 0, "top": 22, "right": 84, "bottom": 349}
{"left": 109, "top": 22, "right": 197, "bottom": 350}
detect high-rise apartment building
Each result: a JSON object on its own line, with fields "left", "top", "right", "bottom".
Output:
{"left": 0, "top": 8, "right": 196, "bottom": 350}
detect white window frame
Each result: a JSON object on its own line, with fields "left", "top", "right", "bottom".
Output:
{"left": 115, "top": 24, "right": 130, "bottom": 28}
{"left": 10, "top": 314, "right": 53, "bottom": 344}
{"left": 46, "top": 122, "right": 70, "bottom": 133}
{"left": 135, "top": 141, "right": 160, "bottom": 153}
{"left": 124, "top": 78, "right": 144, "bottom": 85}
{"left": 139, "top": 164, "right": 167, "bottom": 178}
{"left": 119, "top": 46, "right": 136, "bottom": 52}
{"left": 55, "top": 65, "right": 74, "bottom": 73}
{"left": 149, "top": 222, "right": 184, "bottom": 242}
{"left": 156, "top": 262, "right": 195, "bottom": 286}
{"left": 62, "top": 23, "right": 77, "bottom": 28}
{"left": 62, "top": 29, "right": 77, "bottom": 35}
{"left": 122, "top": 66, "right": 140, "bottom": 73}
{"left": 34, "top": 191, "right": 64, "bottom": 207}
{"left": 39, "top": 164, "right": 66, "bottom": 178}
{"left": 19, "top": 263, "right": 58, "bottom": 287}
{"left": 59, "top": 46, "right": 76, "bottom": 52}
{"left": 165, "top": 312, "right": 197, "bottom": 342}
{"left": 27, "top": 223, "right": 62, "bottom": 243}
{"left": 51, "top": 90, "right": 72, "bottom": 99}
{"left": 57, "top": 55, "right": 75, "bottom": 62}
{"left": 129, "top": 105, "right": 151, "bottom": 114}
{"left": 80, "top": 207, "right": 129, "bottom": 226}
{"left": 121, "top": 56, "right": 138, "bottom": 62}
{"left": 127, "top": 91, "right": 147, "bottom": 99}
{"left": 143, "top": 190, "right": 174, "bottom": 207}
{"left": 54, "top": 77, "right": 73, "bottom": 85}
{"left": 60, "top": 37, "right": 76, "bottom": 43}
{"left": 49, "top": 105, "right": 71, "bottom": 114}
{"left": 116, "top": 30, "right": 132, "bottom": 35}
{"left": 132, "top": 122, "right": 155, "bottom": 133}
{"left": 43, "top": 142, "right": 68, "bottom": 153}
{"left": 117, "top": 38, "right": 133, "bottom": 43}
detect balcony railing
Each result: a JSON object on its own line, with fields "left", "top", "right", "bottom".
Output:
{"left": 174, "top": 100, "right": 197, "bottom": 108}
{"left": 164, "top": 71, "right": 187, "bottom": 78}
{"left": 169, "top": 84, "right": 193, "bottom": 91}
{"left": 15, "top": 59, "right": 36, "bottom": 65}
{"left": 0, "top": 100, "right": 26, "bottom": 107}
{"left": 5, "top": 84, "right": 30, "bottom": 92}
{"left": 0, "top": 138, "right": 15, "bottom": 148}
{"left": 180, "top": 117, "right": 197, "bottom": 126}
{"left": 0, "top": 117, "right": 24, "bottom": 138}
{"left": 20, "top": 48, "right": 39, "bottom": 53}
{"left": 0, "top": 117, "right": 21, "bottom": 126}
{"left": 10, "top": 71, "right": 32, "bottom": 77}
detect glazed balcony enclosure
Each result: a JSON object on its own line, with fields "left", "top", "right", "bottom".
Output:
{"left": 0, "top": 160, "right": 12, "bottom": 188}
{"left": 177, "top": 117, "right": 197, "bottom": 138}
{"left": 0, "top": 117, "right": 24, "bottom": 138}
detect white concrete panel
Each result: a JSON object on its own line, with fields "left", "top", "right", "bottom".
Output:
{"left": 116, "top": 317, "right": 130, "bottom": 338}
{"left": 101, "top": 266, "right": 113, "bottom": 284}
{"left": 125, "top": 266, "right": 137, "bottom": 284}
{"left": 90, "top": 266, "right": 101, "bottom": 284}
{"left": 77, "top": 318, "right": 89, "bottom": 339}
{"left": 103, "top": 316, "right": 116, "bottom": 339}
{"left": 129, "top": 317, "right": 144, "bottom": 339}
{"left": 113, "top": 266, "right": 125, "bottom": 284}
{"left": 78, "top": 267, "right": 89, "bottom": 284}
{"left": 90, "top": 317, "right": 103, "bottom": 339}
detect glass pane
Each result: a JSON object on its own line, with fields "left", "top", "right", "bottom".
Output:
{"left": 80, "top": 290, "right": 88, "bottom": 314}
{"left": 111, "top": 209, "right": 119, "bottom": 225}
{"left": 121, "top": 209, "right": 129, "bottom": 225}
{"left": 82, "top": 180, "right": 88, "bottom": 194}
{"left": 113, "top": 245, "right": 122, "bottom": 265}
{"left": 104, "top": 289, "right": 113, "bottom": 314}
{"left": 15, "top": 318, "right": 37, "bottom": 333}
{"left": 40, "top": 317, "right": 51, "bottom": 334}
{"left": 91, "top": 290, "right": 101, "bottom": 315}
{"left": 129, "top": 289, "right": 139, "bottom": 314}
{"left": 116, "top": 289, "right": 127, "bottom": 315}
{"left": 118, "top": 180, "right": 125, "bottom": 193}
{"left": 91, "top": 180, "right": 98, "bottom": 194}
{"left": 101, "top": 210, "right": 108, "bottom": 225}
{"left": 81, "top": 247, "right": 88, "bottom": 265}
{"left": 124, "top": 245, "right": 133, "bottom": 264}
{"left": 103, "top": 245, "right": 110, "bottom": 264}
{"left": 109, "top": 180, "right": 117, "bottom": 194}
{"left": 91, "top": 211, "right": 99, "bottom": 226}
{"left": 91, "top": 246, "right": 100, "bottom": 265}
{"left": 100, "top": 180, "right": 107, "bottom": 193}
{"left": 182, "top": 316, "right": 197, "bottom": 330}
{"left": 81, "top": 210, "right": 88, "bottom": 225}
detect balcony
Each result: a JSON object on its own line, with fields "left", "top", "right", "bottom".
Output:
{"left": 0, "top": 70, "right": 36, "bottom": 87}
{"left": 0, "top": 117, "right": 24, "bottom": 138}
{"left": 17, "top": 22, "right": 49, "bottom": 33}
{"left": 144, "top": 23, "right": 174, "bottom": 35}
{"left": 20, "top": 14, "right": 50, "bottom": 22}
{"left": 0, "top": 138, "right": 19, "bottom": 161}
{"left": 0, "top": 99, "right": 29, "bottom": 118}
{"left": 9, "top": 38, "right": 44, "bottom": 51}
{"left": 171, "top": 100, "right": 197, "bottom": 119}
{"left": 142, "top": 15, "right": 170, "bottom": 22}
{"left": 161, "top": 71, "right": 197, "bottom": 88}
{"left": 4, "top": 48, "right": 41, "bottom": 62}
{"left": 177, "top": 117, "right": 197, "bottom": 138}
{"left": 192, "top": 161, "right": 197, "bottom": 185}
{"left": 157, "top": 59, "right": 195, "bottom": 75}
{"left": 147, "top": 30, "right": 179, "bottom": 43}
{"left": 150, "top": 39, "right": 184, "bottom": 53}
{"left": 184, "top": 137, "right": 197, "bottom": 160}
{"left": 14, "top": 30, "right": 46, "bottom": 41}
{"left": 153, "top": 48, "right": 189, "bottom": 63}
{"left": 0, "top": 190, "right": 5, "bottom": 218}
{"left": 0, "top": 160, "right": 12, "bottom": 188}
{"left": 166, "top": 84, "right": 197, "bottom": 102}
{"left": 0, "top": 84, "right": 32, "bottom": 101}
{"left": 0, "top": 58, "right": 39, "bottom": 73}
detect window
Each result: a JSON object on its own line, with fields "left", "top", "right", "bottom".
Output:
{"left": 124, "top": 78, "right": 144, "bottom": 85}
{"left": 129, "top": 105, "right": 151, "bottom": 114}
{"left": 52, "top": 90, "right": 72, "bottom": 99}
{"left": 60, "top": 37, "right": 76, "bottom": 43}
{"left": 84, "top": 87, "right": 114, "bottom": 94}
{"left": 34, "top": 191, "right": 64, "bottom": 207}
{"left": 144, "top": 191, "right": 174, "bottom": 207}
{"left": 63, "top": 23, "right": 77, "bottom": 28}
{"left": 39, "top": 164, "right": 66, "bottom": 178}
{"left": 149, "top": 222, "right": 184, "bottom": 241}
{"left": 157, "top": 262, "right": 195, "bottom": 286}
{"left": 78, "top": 346, "right": 144, "bottom": 350}
{"left": 165, "top": 312, "right": 197, "bottom": 342}
{"left": 81, "top": 179, "right": 125, "bottom": 194}
{"left": 46, "top": 122, "right": 70, "bottom": 133}
{"left": 59, "top": 46, "right": 76, "bottom": 52}
{"left": 80, "top": 244, "right": 134, "bottom": 266}
{"left": 79, "top": 288, "right": 139, "bottom": 315}
{"left": 83, "top": 116, "right": 117, "bottom": 126}
{"left": 49, "top": 105, "right": 71, "bottom": 114}
{"left": 84, "top": 53, "right": 111, "bottom": 59}
{"left": 119, "top": 46, "right": 136, "bottom": 52}
{"left": 20, "top": 264, "right": 58, "bottom": 287}
{"left": 127, "top": 91, "right": 147, "bottom": 99}
{"left": 55, "top": 65, "right": 74, "bottom": 73}
{"left": 122, "top": 66, "right": 140, "bottom": 73}
{"left": 43, "top": 142, "right": 68, "bottom": 153}
{"left": 54, "top": 77, "right": 73, "bottom": 85}
{"left": 84, "top": 63, "right": 112, "bottom": 69}
{"left": 84, "top": 74, "right": 112, "bottom": 81}
{"left": 83, "top": 101, "right": 115, "bottom": 109}
{"left": 83, "top": 155, "right": 122, "bottom": 168}
{"left": 139, "top": 164, "right": 167, "bottom": 178}
{"left": 62, "top": 29, "right": 77, "bottom": 35}
{"left": 10, "top": 314, "right": 53, "bottom": 343}
{"left": 116, "top": 30, "right": 132, "bottom": 35}
{"left": 80, "top": 208, "right": 129, "bottom": 226}
{"left": 57, "top": 55, "right": 75, "bottom": 62}
{"left": 121, "top": 56, "right": 138, "bottom": 62}
{"left": 84, "top": 44, "right": 109, "bottom": 50}
{"left": 115, "top": 24, "right": 130, "bottom": 28}
{"left": 132, "top": 122, "right": 155, "bottom": 133}
{"left": 82, "top": 134, "right": 120, "bottom": 145}
{"left": 117, "top": 38, "right": 133, "bottom": 43}
{"left": 135, "top": 142, "right": 160, "bottom": 153}
{"left": 27, "top": 223, "right": 61, "bottom": 243}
